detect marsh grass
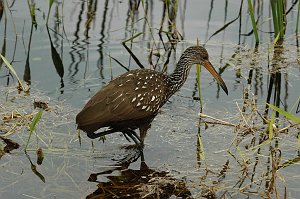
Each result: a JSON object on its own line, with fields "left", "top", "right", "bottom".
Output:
{"left": 267, "top": 103, "right": 300, "bottom": 124}
{"left": 247, "top": 0, "right": 259, "bottom": 45}
{"left": 24, "top": 110, "right": 43, "bottom": 151}
{"left": 26, "top": 0, "right": 37, "bottom": 27}
{"left": 0, "top": 53, "right": 25, "bottom": 91}
{"left": 211, "top": 1, "right": 291, "bottom": 45}
{"left": 247, "top": 0, "right": 286, "bottom": 44}
{"left": 199, "top": 91, "right": 299, "bottom": 198}
{"left": 196, "top": 61, "right": 206, "bottom": 161}
{"left": 47, "top": 0, "right": 54, "bottom": 25}
{"left": 270, "top": 0, "right": 286, "bottom": 40}
{"left": 194, "top": 37, "right": 206, "bottom": 160}
{"left": 0, "top": 86, "right": 79, "bottom": 152}
{"left": 297, "top": 0, "right": 300, "bottom": 33}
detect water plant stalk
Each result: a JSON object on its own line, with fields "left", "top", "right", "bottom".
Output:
{"left": 296, "top": 0, "right": 300, "bottom": 33}
{"left": 269, "top": 111, "right": 275, "bottom": 139}
{"left": 247, "top": 0, "right": 259, "bottom": 45}
{"left": 46, "top": 0, "right": 55, "bottom": 25}
{"left": 26, "top": 0, "right": 37, "bottom": 26}
{"left": 196, "top": 63, "right": 205, "bottom": 160}
{"left": 270, "top": 0, "right": 285, "bottom": 40}
{"left": 0, "top": 53, "right": 25, "bottom": 90}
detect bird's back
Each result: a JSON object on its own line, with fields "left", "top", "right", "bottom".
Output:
{"left": 76, "top": 69, "right": 169, "bottom": 133}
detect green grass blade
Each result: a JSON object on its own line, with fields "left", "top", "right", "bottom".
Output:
{"left": 25, "top": 110, "right": 43, "bottom": 151}
{"left": 270, "top": 33, "right": 281, "bottom": 51}
{"left": 297, "top": 0, "right": 300, "bottom": 33}
{"left": 267, "top": 103, "right": 300, "bottom": 124}
{"left": 269, "top": 111, "right": 275, "bottom": 139}
{"left": 196, "top": 39, "right": 202, "bottom": 111}
{"left": 122, "top": 32, "right": 143, "bottom": 43}
{"left": 46, "top": 0, "right": 55, "bottom": 25}
{"left": 196, "top": 64, "right": 202, "bottom": 111}
{"left": 26, "top": 0, "right": 37, "bottom": 26}
{"left": 29, "top": 110, "right": 43, "bottom": 132}
{"left": 0, "top": 53, "right": 25, "bottom": 90}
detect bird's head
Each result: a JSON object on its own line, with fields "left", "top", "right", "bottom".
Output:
{"left": 181, "top": 46, "right": 228, "bottom": 95}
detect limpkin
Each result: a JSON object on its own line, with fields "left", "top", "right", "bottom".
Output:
{"left": 76, "top": 46, "right": 228, "bottom": 146}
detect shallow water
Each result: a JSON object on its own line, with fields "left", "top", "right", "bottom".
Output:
{"left": 0, "top": 1, "right": 300, "bottom": 198}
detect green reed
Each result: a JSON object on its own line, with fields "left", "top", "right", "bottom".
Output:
{"left": 247, "top": 0, "right": 259, "bottom": 45}
{"left": 196, "top": 63, "right": 206, "bottom": 160}
{"left": 47, "top": 0, "right": 55, "bottom": 25}
{"left": 26, "top": 0, "right": 37, "bottom": 26}
{"left": 296, "top": 0, "right": 300, "bottom": 33}
{"left": 270, "top": 0, "right": 285, "bottom": 40}
{"left": 247, "top": 0, "right": 286, "bottom": 44}
{"left": 195, "top": 39, "right": 206, "bottom": 160}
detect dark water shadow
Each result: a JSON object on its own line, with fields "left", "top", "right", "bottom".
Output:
{"left": 0, "top": 136, "right": 19, "bottom": 159}
{"left": 86, "top": 148, "right": 192, "bottom": 199}
{"left": 23, "top": 24, "right": 34, "bottom": 85}
{"left": 25, "top": 151, "right": 46, "bottom": 183}
{"left": 264, "top": 41, "right": 285, "bottom": 117}
{"left": 46, "top": 26, "right": 65, "bottom": 92}
{"left": 0, "top": 5, "right": 18, "bottom": 86}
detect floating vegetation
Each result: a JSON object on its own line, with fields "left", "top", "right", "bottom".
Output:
{"left": 0, "top": 86, "right": 78, "bottom": 151}
{"left": 33, "top": 100, "right": 50, "bottom": 111}
{"left": 0, "top": 135, "right": 20, "bottom": 157}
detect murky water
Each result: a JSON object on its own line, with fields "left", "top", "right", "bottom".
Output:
{"left": 0, "top": 1, "right": 300, "bottom": 198}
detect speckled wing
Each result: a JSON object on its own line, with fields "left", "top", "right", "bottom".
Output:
{"left": 76, "top": 69, "right": 168, "bottom": 132}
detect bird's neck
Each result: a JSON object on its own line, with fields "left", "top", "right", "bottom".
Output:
{"left": 167, "top": 58, "right": 193, "bottom": 97}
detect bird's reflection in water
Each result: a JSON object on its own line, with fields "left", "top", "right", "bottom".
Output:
{"left": 86, "top": 147, "right": 192, "bottom": 199}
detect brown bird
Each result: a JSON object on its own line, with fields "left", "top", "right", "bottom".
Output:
{"left": 76, "top": 46, "right": 228, "bottom": 146}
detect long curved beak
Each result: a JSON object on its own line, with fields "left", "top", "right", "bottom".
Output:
{"left": 203, "top": 61, "right": 228, "bottom": 95}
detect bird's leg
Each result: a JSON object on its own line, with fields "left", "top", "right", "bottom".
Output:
{"left": 139, "top": 124, "right": 151, "bottom": 145}
{"left": 123, "top": 129, "right": 141, "bottom": 145}
{"left": 122, "top": 132, "right": 132, "bottom": 142}
{"left": 129, "top": 130, "right": 141, "bottom": 143}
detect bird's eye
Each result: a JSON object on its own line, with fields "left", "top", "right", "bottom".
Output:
{"left": 202, "top": 55, "right": 208, "bottom": 60}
